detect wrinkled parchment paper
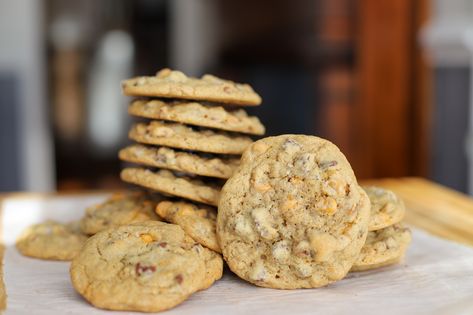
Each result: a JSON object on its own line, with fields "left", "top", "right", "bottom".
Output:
{"left": 2, "top": 194, "right": 473, "bottom": 315}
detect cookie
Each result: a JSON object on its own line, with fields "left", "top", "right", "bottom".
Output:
{"left": 70, "top": 221, "right": 223, "bottom": 312}
{"left": 156, "top": 200, "right": 220, "bottom": 253}
{"left": 121, "top": 68, "right": 262, "bottom": 106}
{"left": 16, "top": 220, "right": 88, "bottom": 261}
{"left": 119, "top": 144, "right": 239, "bottom": 179}
{"left": 217, "top": 135, "right": 371, "bottom": 289}
{"left": 362, "top": 186, "right": 406, "bottom": 231}
{"left": 129, "top": 121, "right": 253, "bottom": 155}
{"left": 121, "top": 168, "right": 221, "bottom": 206}
{"left": 80, "top": 192, "right": 162, "bottom": 235}
{"left": 129, "top": 99, "right": 265, "bottom": 135}
{"left": 351, "top": 223, "right": 411, "bottom": 272}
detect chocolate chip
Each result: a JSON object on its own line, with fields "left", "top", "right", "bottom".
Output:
{"left": 158, "top": 242, "right": 167, "bottom": 248}
{"left": 175, "top": 274, "right": 183, "bottom": 284}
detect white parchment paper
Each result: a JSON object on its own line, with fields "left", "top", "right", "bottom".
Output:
{"left": 2, "top": 194, "right": 473, "bottom": 315}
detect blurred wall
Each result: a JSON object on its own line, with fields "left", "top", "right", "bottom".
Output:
{"left": 0, "top": 0, "right": 55, "bottom": 192}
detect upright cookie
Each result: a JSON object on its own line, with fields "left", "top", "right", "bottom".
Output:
{"left": 70, "top": 221, "right": 223, "bottom": 312}
{"left": 217, "top": 135, "right": 370, "bottom": 289}
{"left": 119, "top": 144, "right": 239, "bottom": 179}
{"left": 122, "top": 68, "right": 262, "bottom": 106}
{"left": 129, "top": 121, "right": 253, "bottom": 155}
{"left": 80, "top": 192, "right": 162, "bottom": 235}
{"left": 351, "top": 223, "right": 411, "bottom": 272}
{"left": 156, "top": 200, "right": 220, "bottom": 253}
{"left": 129, "top": 99, "right": 265, "bottom": 135}
{"left": 121, "top": 168, "right": 221, "bottom": 206}
{"left": 16, "top": 220, "right": 88, "bottom": 261}
{"left": 362, "top": 186, "right": 406, "bottom": 231}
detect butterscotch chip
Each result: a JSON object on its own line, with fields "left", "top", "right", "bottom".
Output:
{"left": 129, "top": 121, "right": 253, "bottom": 155}
{"left": 119, "top": 144, "right": 239, "bottom": 179}
{"left": 70, "top": 221, "right": 223, "bottom": 312}
{"left": 351, "top": 223, "right": 411, "bottom": 272}
{"left": 121, "top": 168, "right": 221, "bottom": 206}
{"left": 156, "top": 200, "right": 220, "bottom": 253}
{"left": 362, "top": 186, "right": 406, "bottom": 231}
{"left": 16, "top": 220, "right": 88, "bottom": 261}
{"left": 217, "top": 135, "right": 370, "bottom": 289}
{"left": 122, "top": 68, "right": 262, "bottom": 106}
{"left": 80, "top": 192, "right": 162, "bottom": 235}
{"left": 128, "top": 99, "right": 265, "bottom": 135}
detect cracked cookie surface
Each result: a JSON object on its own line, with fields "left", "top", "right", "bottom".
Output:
{"left": 217, "top": 135, "right": 370, "bottom": 289}
{"left": 362, "top": 186, "right": 406, "bottom": 231}
{"left": 121, "top": 168, "right": 222, "bottom": 206}
{"left": 16, "top": 220, "right": 88, "bottom": 261}
{"left": 119, "top": 144, "right": 239, "bottom": 179}
{"left": 80, "top": 192, "right": 162, "bottom": 235}
{"left": 122, "top": 68, "right": 262, "bottom": 106}
{"left": 129, "top": 121, "right": 253, "bottom": 155}
{"left": 128, "top": 99, "right": 265, "bottom": 135}
{"left": 70, "top": 221, "right": 223, "bottom": 312}
{"left": 351, "top": 223, "right": 411, "bottom": 272}
{"left": 156, "top": 200, "right": 220, "bottom": 253}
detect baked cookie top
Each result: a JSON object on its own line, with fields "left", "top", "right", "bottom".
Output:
{"left": 129, "top": 121, "right": 253, "bottom": 155}
{"left": 351, "top": 223, "right": 411, "bottom": 272}
{"left": 362, "top": 186, "right": 406, "bottom": 231}
{"left": 121, "top": 168, "right": 222, "bottom": 206}
{"left": 128, "top": 99, "right": 265, "bottom": 135}
{"left": 156, "top": 200, "right": 220, "bottom": 253}
{"left": 217, "top": 135, "right": 370, "bottom": 289}
{"left": 70, "top": 221, "right": 223, "bottom": 312}
{"left": 122, "top": 68, "right": 262, "bottom": 106}
{"left": 16, "top": 220, "right": 88, "bottom": 261}
{"left": 80, "top": 192, "right": 162, "bottom": 235}
{"left": 119, "top": 144, "right": 240, "bottom": 179}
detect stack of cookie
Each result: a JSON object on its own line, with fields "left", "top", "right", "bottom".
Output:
{"left": 117, "top": 69, "right": 265, "bottom": 252}
{"left": 352, "top": 186, "right": 411, "bottom": 271}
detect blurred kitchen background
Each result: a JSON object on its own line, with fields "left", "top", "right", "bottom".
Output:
{"left": 1, "top": 0, "right": 473, "bottom": 195}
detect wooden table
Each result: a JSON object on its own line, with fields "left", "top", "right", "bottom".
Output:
{"left": 362, "top": 177, "right": 473, "bottom": 247}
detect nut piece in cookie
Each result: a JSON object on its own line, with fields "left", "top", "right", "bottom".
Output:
{"left": 80, "top": 192, "right": 162, "bottom": 235}
{"left": 70, "top": 221, "right": 223, "bottom": 313}
{"left": 16, "top": 220, "right": 88, "bottom": 261}
{"left": 156, "top": 200, "right": 220, "bottom": 253}
{"left": 217, "top": 135, "right": 370, "bottom": 289}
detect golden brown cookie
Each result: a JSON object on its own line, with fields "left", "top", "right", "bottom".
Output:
{"left": 80, "top": 192, "right": 162, "bottom": 235}
{"left": 16, "top": 220, "right": 88, "bottom": 261}
{"left": 122, "top": 68, "right": 262, "bottom": 106}
{"left": 351, "top": 223, "right": 411, "bottom": 272}
{"left": 119, "top": 144, "right": 239, "bottom": 179}
{"left": 362, "top": 186, "right": 406, "bottom": 231}
{"left": 156, "top": 200, "right": 220, "bottom": 253}
{"left": 70, "top": 221, "right": 223, "bottom": 312}
{"left": 129, "top": 121, "right": 253, "bottom": 155}
{"left": 128, "top": 99, "right": 265, "bottom": 135}
{"left": 121, "top": 168, "right": 221, "bottom": 206}
{"left": 217, "top": 135, "right": 370, "bottom": 289}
